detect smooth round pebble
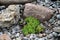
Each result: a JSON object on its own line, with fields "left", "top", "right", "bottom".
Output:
{"left": 30, "top": 34, "right": 37, "bottom": 39}
{"left": 57, "top": 14, "right": 60, "bottom": 20}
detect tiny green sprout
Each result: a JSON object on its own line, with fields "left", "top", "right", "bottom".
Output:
{"left": 36, "top": 25, "right": 45, "bottom": 33}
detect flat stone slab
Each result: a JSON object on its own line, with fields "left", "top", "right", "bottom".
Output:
{"left": 24, "top": 3, "right": 54, "bottom": 22}
{"left": 0, "top": 0, "right": 35, "bottom": 5}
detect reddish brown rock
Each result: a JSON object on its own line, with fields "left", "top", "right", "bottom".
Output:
{"left": 0, "top": 34, "right": 11, "bottom": 40}
{"left": 24, "top": 3, "right": 54, "bottom": 22}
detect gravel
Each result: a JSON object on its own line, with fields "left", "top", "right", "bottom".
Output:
{"left": 0, "top": 0, "right": 60, "bottom": 40}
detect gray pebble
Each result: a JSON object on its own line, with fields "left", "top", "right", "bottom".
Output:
{"left": 52, "top": 32, "right": 58, "bottom": 37}
{"left": 57, "top": 14, "right": 60, "bottom": 20}
{"left": 0, "top": 32, "right": 3, "bottom": 35}
{"left": 35, "top": 38, "right": 39, "bottom": 40}
{"left": 15, "top": 33, "right": 20, "bottom": 37}
{"left": 38, "top": 38, "right": 46, "bottom": 40}
{"left": 30, "top": 34, "right": 37, "bottom": 39}
{"left": 23, "top": 37, "right": 28, "bottom": 40}
{"left": 47, "top": 34, "right": 53, "bottom": 39}
{"left": 53, "top": 27, "right": 60, "bottom": 32}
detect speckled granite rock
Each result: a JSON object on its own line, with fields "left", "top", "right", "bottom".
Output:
{"left": 24, "top": 3, "right": 54, "bottom": 22}
{"left": 0, "top": 0, "right": 35, "bottom": 5}
{"left": 0, "top": 5, "right": 20, "bottom": 27}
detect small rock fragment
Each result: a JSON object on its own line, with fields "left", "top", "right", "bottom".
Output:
{"left": 30, "top": 34, "right": 36, "bottom": 39}
{"left": 47, "top": 34, "right": 53, "bottom": 39}
{"left": 52, "top": 32, "right": 58, "bottom": 37}
{"left": 56, "top": 14, "right": 60, "bottom": 20}
{"left": 53, "top": 27, "right": 60, "bottom": 32}
{"left": 38, "top": 34, "right": 43, "bottom": 38}
{"left": 0, "top": 34, "right": 11, "bottom": 40}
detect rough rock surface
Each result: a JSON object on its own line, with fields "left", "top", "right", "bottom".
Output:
{"left": 24, "top": 3, "right": 54, "bottom": 22}
{"left": 0, "top": 34, "right": 11, "bottom": 40}
{"left": 0, "top": 0, "right": 35, "bottom": 5}
{"left": 0, "top": 5, "right": 20, "bottom": 27}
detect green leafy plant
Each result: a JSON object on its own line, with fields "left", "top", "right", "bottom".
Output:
{"left": 36, "top": 25, "right": 45, "bottom": 33}
{"left": 22, "top": 16, "right": 44, "bottom": 36}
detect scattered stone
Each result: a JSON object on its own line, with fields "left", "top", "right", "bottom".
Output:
{"left": 30, "top": 34, "right": 37, "bottom": 39}
{"left": 42, "top": 33, "right": 47, "bottom": 37}
{"left": 0, "top": 6, "right": 6, "bottom": 10}
{"left": 13, "top": 39, "right": 15, "bottom": 40}
{"left": 23, "top": 37, "right": 28, "bottom": 40}
{"left": 53, "top": 27, "right": 60, "bottom": 32}
{"left": 38, "top": 34, "right": 44, "bottom": 38}
{"left": 45, "top": 30, "right": 51, "bottom": 34}
{"left": 58, "top": 34, "right": 60, "bottom": 36}
{"left": 24, "top": 3, "right": 54, "bottom": 22}
{"left": 49, "top": 19, "right": 55, "bottom": 23}
{"left": 15, "top": 33, "right": 20, "bottom": 37}
{"left": 0, "top": 32, "right": 3, "bottom": 35}
{"left": 0, "top": 34, "right": 11, "bottom": 40}
{"left": 47, "top": 34, "right": 53, "bottom": 39}
{"left": 56, "top": 14, "right": 60, "bottom": 20}
{"left": 0, "top": 5, "right": 20, "bottom": 27}
{"left": 12, "top": 25, "right": 20, "bottom": 33}
{"left": 35, "top": 38, "right": 39, "bottom": 40}
{"left": 52, "top": 32, "right": 58, "bottom": 37}
{"left": 48, "top": 38, "right": 54, "bottom": 40}
{"left": 26, "top": 34, "right": 30, "bottom": 38}
{"left": 38, "top": 37, "right": 46, "bottom": 40}
{"left": 16, "top": 37, "right": 21, "bottom": 40}
{"left": 38, "top": 33, "right": 47, "bottom": 38}
{"left": 57, "top": 21, "right": 60, "bottom": 25}
{"left": 54, "top": 22, "right": 58, "bottom": 27}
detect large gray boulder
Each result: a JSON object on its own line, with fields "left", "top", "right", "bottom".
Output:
{"left": 0, "top": 0, "right": 35, "bottom": 5}
{"left": 24, "top": 3, "right": 54, "bottom": 22}
{"left": 0, "top": 5, "right": 20, "bottom": 27}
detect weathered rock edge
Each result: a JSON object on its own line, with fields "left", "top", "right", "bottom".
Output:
{"left": 0, "top": 0, "right": 35, "bottom": 5}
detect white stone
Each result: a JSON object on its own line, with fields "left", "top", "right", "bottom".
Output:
{"left": 53, "top": 27, "right": 60, "bottom": 32}
{"left": 15, "top": 33, "right": 20, "bottom": 37}
{"left": 0, "top": 5, "right": 20, "bottom": 27}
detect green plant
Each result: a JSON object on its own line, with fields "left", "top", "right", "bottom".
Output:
{"left": 36, "top": 25, "right": 45, "bottom": 33}
{"left": 22, "top": 16, "right": 44, "bottom": 36}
